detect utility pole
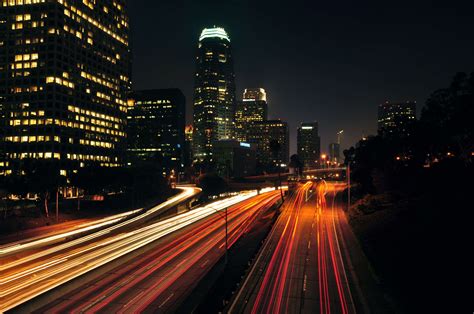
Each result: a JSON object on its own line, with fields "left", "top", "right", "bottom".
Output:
{"left": 347, "top": 162, "right": 351, "bottom": 211}
{"left": 225, "top": 206, "right": 228, "bottom": 265}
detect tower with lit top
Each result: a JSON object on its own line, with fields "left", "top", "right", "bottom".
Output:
{"left": 192, "top": 27, "right": 236, "bottom": 162}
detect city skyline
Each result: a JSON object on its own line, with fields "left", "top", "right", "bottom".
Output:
{"left": 0, "top": 2, "right": 471, "bottom": 313}
{"left": 128, "top": 0, "right": 474, "bottom": 154}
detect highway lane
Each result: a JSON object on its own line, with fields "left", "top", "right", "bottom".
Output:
{"left": 0, "top": 187, "right": 274, "bottom": 312}
{"left": 32, "top": 190, "right": 282, "bottom": 313}
{"left": 0, "top": 185, "right": 200, "bottom": 259}
{"left": 229, "top": 181, "right": 361, "bottom": 314}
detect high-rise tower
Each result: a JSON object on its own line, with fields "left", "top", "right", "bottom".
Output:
{"left": 0, "top": 0, "right": 131, "bottom": 176}
{"left": 235, "top": 88, "right": 268, "bottom": 141}
{"left": 127, "top": 89, "right": 185, "bottom": 175}
{"left": 192, "top": 27, "right": 236, "bottom": 162}
{"left": 297, "top": 122, "right": 321, "bottom": 169}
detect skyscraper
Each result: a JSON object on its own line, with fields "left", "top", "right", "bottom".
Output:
{"left": 297, "top": 122, "right": 321, "bottom": 169}
{"left": 192, "top": 27, "right": 236, "bottom": 162}
{"left": 0, "top": 1, "right": 131, "bottom": 176}
{"left": 247, "top": 120, "right": 289, "bottom": 169}
{"left": 126, "top": 89, "right": 185, "bottom": 175}
{"left": 243, "top": 88, "right": 267, "bottom": 101}
{"left": 378, "top": 101, "right": 416, "bottom": 137}
{"left": 183, "top": 124, "right": 193, "bottom": 168}
{"left": 328, "top": 143, "right": 340, "bottom": 164}
{"left": 235, "top": 88, "right": 268, "bottom": 141}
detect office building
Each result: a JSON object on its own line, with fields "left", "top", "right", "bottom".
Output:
{"left": 247, "top": 120, "right": 289, "bottom": 170}
{"left": 127, "top": 89, "right": 185, "bottom": 174}
{"left": 0, "top": 0, "right": 131, "bottom": 176}
{"left": 192, "top": 27, "right": 236, "bottom": 162}
{"left": 243, "top": 88, "right": 267, "bottom": 101}
{"left": 329, "top": 142, "right": 340, "bottom": 164}
{"left": 183, "top": 124, "right": 193, "bottom": 167}
{"left": 378, "top": 101, "right": 416, "bottom": 137}
{"left": 297, "top": 122, "right": 321, "bottom": 169}
{"left": 214, "top": 140, "right": 256, "bottom": 178}
{"left": 235, "top": 88, "right": 268, "bottom": 141}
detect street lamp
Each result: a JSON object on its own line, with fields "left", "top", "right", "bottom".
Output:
{"left": 346, "top": 162, "right": 351, "bottom": 211}
{"left": 209, "top": 205, "right": 229, "bottom": 265}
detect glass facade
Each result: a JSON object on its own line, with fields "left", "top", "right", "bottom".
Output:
{"left": 0, "top": 0, "right": 131, "bottom": 176}
{"left": 127, "top": 89, "right": 185, "bottom": 175}
{"left": 235, "top": 88, "right": 268, "bottom": 142}
{"left": 192, "top": 27, "right": 236, "bottom": 162}
{"left": 247, "top": 119, "right": 289, "bottom": 169}
{"left": 297, "top": 122, "right": 320, "bottom": 169}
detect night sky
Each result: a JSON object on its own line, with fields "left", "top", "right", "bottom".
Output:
{"left": 128, "top": 0, "right": 474, "bottom": 154}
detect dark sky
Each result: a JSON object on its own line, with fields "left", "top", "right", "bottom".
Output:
{"left": 128, "top": 0, "right": 474, "bottom": 154}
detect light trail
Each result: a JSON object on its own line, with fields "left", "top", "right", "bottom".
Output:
{"left": 0, "top": 186, "right": 199, "bottom": 272}
{"left": 229, "top": 181, "right": 357, "bottom": 314}
{"left": 0, "top": 211, "right": 138, "bottom": 256}
{"left": 33, "top": 191, "right": 282, "bottom": 313}
{"left": 0, "top": 187, "right": 277, "bottom": 312}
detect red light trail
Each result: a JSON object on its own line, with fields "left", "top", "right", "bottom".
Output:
{"left": 229, "top": 181, "right": 357, "bottom": 314}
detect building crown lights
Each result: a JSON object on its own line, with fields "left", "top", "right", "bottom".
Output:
{"left": 199, "top": 27, "right": 230, "bottom": 42}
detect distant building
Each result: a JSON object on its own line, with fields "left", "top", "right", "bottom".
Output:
{"left": 0, "top": 1, "right": 131, "bottom": 176}
{"left": 243, "top": 88, "right": 267, "bottom": 101}
{"left": 247, "top": 120, "right": 289, "bottom": 170}
{"left": 214, "top": 140, "right": 256, "bottom": 178}
{"left": 235, "top": 88, "right": 268, "bottom": 141}
{"left": 192, "top": 27, "right": 236, "bottom": 162}
{"left": 183, "top": 125, "right": 193, "bottom": 167}
{"left": 127, "top": 89, "right": 185, "bottom": 174}
{"left": 378, "top": 101, "right": 416, "bottom": 137}
{"left": 329, "top": 142, "right": 340, "bottom": 164}
{"left": 297, "top": 122, "right": 321, "bottom": 169}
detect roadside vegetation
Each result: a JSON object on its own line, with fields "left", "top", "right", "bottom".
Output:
{"left": 344, "top": 72, "right": 473, "bottom": 313}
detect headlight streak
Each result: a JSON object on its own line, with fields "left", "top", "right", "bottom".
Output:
{"left": 0, "top": 187, "right": 277, "bottom": 312}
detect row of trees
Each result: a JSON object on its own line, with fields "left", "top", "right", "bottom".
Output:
{"left": 0, "top": 159, "right": 172, "bottom": 220}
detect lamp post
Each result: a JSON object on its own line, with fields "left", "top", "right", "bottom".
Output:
{"left": 210, "top": 205, "right": 229, "bottom": 265}
{"left": 225, "top": 206, "right": 228, "bottom": 265}
{"left": 347, "top": 162, "right": 351, "bottom": 211}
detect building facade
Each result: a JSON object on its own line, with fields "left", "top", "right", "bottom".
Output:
{"left": 328, "top": 142, "right": 340, "bottom": 164}
{"left": 192, "top": 27, "right": 236, "bottom": 162}
{"left": 378, "top": 101, "right": 416, "bottom": 137}
{"left": 247, "top": 120, "right": 289, "bottom": 170}
{"left": 235, "top": 88, "right": 268, "bottom": 141}
{"left": 0, "top": 0, "right": 131, "bottom": 176}
{"left": 183, "top": 124, "right": 193, "bottom": 168}
{"left": 243, "top": 88, "right": 267, "bottom": 102}
{"left": 297, "top": 122, "right": 320, "bottom": 169}
{"left": 213, "top": 140, "right": 256, "bottom": 178}
{"left": 127, "top": 89, "right": 185, "bottom": 175}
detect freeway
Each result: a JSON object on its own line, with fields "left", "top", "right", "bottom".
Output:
{"left": 0, "top": 187, "right": 275, "bottom": 312}
{"left": 25, "top": 189, "right": 282, "bottom": 313}
{"left": 0, "top": 186, "right": 200, "bottom": 258}
{"left": 228, "top": 181, "right": 371, "bottom": 314}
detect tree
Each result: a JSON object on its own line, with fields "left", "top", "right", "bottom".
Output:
{"left": 420, "top": 72, "right": 474, "bottom": 164}
{"left": 23, "top": 160, "right": 65, "bottom": 220}
{"left": 289, "top": 154, "right": 304, "bottom": 177}
{"left": 197, "top": 173, "right": 229, "bottom": 200}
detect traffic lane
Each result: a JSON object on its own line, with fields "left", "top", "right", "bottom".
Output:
{"left": 1, "top": 190, "right": 260, "bottom": 312}
{"left": 0, "top": 187, "right": 200, "bottom": 268}
{"left": 37, "top": 194, "right": 278, "bottom": 311}
{"left": 98, "top": 194, "right": 281, "bottom": 313}
{"left": 230, "top": 183, "right": 312, "bottom": 313}
{"left": 227, "top": 189, "right": 301, "bottom": 313}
